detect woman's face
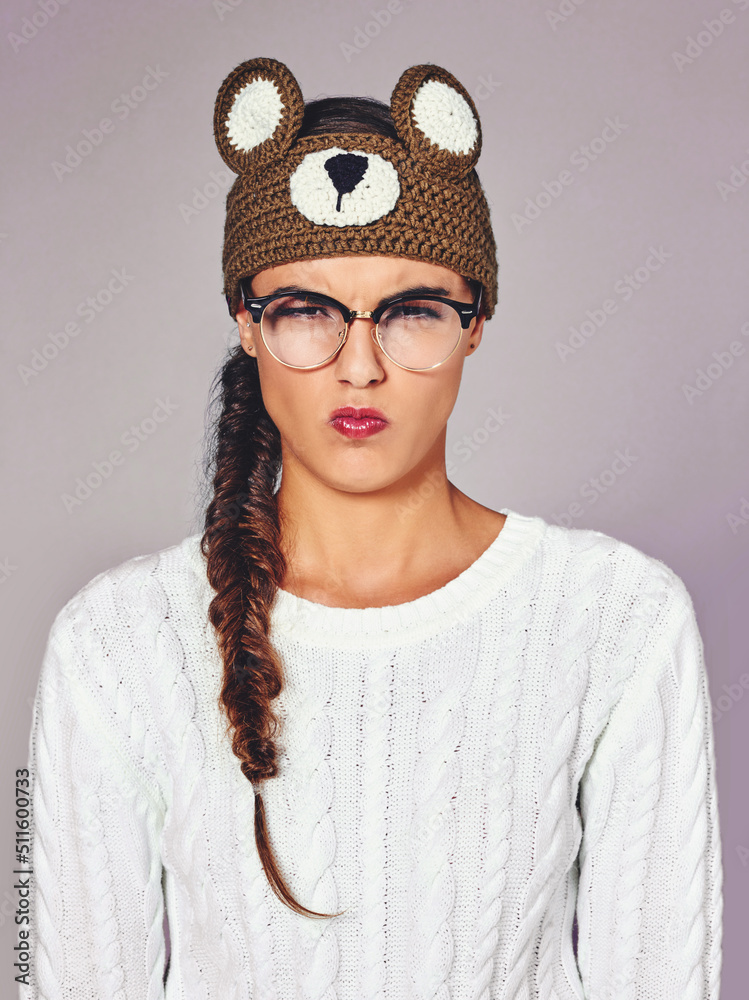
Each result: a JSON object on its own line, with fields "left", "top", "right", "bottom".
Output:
{"left": 235, "top": 255, "right": 486, "bottom": 495}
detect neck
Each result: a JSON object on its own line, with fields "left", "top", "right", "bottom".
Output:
{"left": 274, "top": 446, "right": 504, "bottom": 607}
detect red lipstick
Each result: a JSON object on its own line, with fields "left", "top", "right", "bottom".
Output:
{"left": 328, "top": 406, "right": 389, "bottom": 439}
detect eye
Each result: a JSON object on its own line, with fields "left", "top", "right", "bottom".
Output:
{"left": 269, "top": 295, "right": 339, "bottom": 320}
{"left": 383, "top": 299, "right": 448, "bottom": 322}
{"left": 400, "top": 304, "right": 439, "bottom": 318}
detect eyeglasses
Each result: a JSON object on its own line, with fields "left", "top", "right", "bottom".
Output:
{"left": 238, "top": 278, "right": 483, "bottom": 371}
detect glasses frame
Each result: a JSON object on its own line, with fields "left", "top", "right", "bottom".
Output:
{"left": 237, "top": 278, "right": 483, "bottom": 371}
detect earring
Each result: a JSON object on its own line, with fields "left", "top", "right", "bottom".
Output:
{"left": 243, "top": 320, "right": 255, "bottom": 355}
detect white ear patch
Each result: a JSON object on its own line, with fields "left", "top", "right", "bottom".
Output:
{"left": 411, "top": 79, "right": 478, "bottom": 154}
{"left": 226, "top": 77, "right": 284, "bottom": 152}
{"left": 289, "top": 148, "right": 400, "bottom": 226}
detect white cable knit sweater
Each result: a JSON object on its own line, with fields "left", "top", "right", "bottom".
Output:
{"left": 21, "top": 507, "right": 722, "bottom": 1000}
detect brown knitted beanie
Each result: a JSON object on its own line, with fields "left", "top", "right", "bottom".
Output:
{"left": 213, "top": 58, "right": 498, "bottom": 320}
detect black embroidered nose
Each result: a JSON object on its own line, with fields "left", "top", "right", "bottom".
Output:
{"left": 324, "top": 153, "right": 369, "bottom": 211}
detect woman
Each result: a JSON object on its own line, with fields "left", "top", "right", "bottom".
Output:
{"left": 24, "top": 57, "right": 722, "bottom": 998}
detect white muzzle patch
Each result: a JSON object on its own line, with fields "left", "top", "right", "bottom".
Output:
{"left": 289, "top": 147, "right": 400, "bottom": 226}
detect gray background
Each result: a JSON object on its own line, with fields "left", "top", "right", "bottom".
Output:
{"left": 1, "top": 0, "right": 747, "bottom": 994}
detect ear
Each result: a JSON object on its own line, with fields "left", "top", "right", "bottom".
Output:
{"left": 467, "top": 308, "right": 486, "bottom": 354}
{"left": 213, "top": 56, "right": 304, "bottom": 174}
{"left": 235, "top": 303, "right": 258, "bottom": 357}
{"left": 390, "top": 64, "right": 482, "bottom": 179}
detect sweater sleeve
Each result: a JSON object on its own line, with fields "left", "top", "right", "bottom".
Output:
{"left": 575, "top": 578, "right": 723, "bottom": 1000}
{"left": 21, "top": 606, "right": 168, "bottom": 1000}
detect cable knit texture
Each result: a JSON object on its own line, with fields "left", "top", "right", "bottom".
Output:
{"left": 21, "top": 508, "right": 723, "bottom": 999}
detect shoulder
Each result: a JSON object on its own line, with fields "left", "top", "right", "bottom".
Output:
{"left": 538, "top": 516, "right": 694, "bottom": 618}
{"left": 521, "top": 514, "right": 699, "bottom": 679}
{"left": 49, "top": 532, "right": 208, "bottom": 647}
{"left": 38, "top": 533, "right": 211, "bottom": 784}
{"left": 43, "top": 532, "right": 210, "bottom": 706}
{"left": 531, "top": 517, "right": 705, "bottom": 741}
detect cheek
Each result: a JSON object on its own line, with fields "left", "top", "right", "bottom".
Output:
{"left": 392, "top": 373, "right": 463, "bottom": 454}
{"left": 410, "top": 383, "right": 454, "bottom": 423}
{"left": 255, "top": 367, "right": 323, "bottom": 455}
{"left": 416, "top": 371, "right": 462, "bottom": 422}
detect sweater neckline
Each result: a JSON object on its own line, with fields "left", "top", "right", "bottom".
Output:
{"left": 187, "top": 507, "right": 547, "bottom": 647}
{"left": 266, "top": 507, "right": 545, "bottom": 645}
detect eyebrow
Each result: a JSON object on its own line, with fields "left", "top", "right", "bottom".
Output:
{"left": 260, "top": 283, "right": 454, "bottom": 308}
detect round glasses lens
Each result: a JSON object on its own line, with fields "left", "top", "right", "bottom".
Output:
{"left": 261, "top": 294, "right": 346, "bottom": 367}
{"left": 378, "top": 298, "right": 462, "bottom": 369}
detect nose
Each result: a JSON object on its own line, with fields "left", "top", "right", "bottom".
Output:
{"left": 324, "top": 153, "right": 369, "bottom": 212}
{"left": 334, "top": 313, "right": 385, "bottom": 381}
{"left": 342, "top": 313, "right": 381, "bottom": 353}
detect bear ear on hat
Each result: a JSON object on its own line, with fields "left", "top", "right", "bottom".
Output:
{"left": 213, "top": 56, "right": 304, "bottom": 174}
{"left": 390, "top": 63, "right": 482, "bottom": 179}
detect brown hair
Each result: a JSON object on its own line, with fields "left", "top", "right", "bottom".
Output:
{"left": 201, "top": 91, "right": 485, "bottom": 920}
